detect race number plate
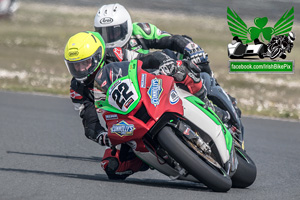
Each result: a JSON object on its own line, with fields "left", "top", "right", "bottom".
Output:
{"left": 108, "top": 78, "right": 138, "bottom": 112}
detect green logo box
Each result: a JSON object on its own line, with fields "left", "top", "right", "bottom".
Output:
{"left": 229, "top": 60, "right": 294, "bottom": 73}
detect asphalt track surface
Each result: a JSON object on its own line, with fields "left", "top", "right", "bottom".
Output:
{"left": 2, "top": 1, "right": 300, "bottom": 199}
{"left": 1, "top": 91, "right": 300, "bottom": 199}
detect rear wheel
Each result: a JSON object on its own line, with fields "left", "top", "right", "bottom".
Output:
{"left": 231, "top": 148, "right": 257, "bottom": 188}
{"left": 157, "top": 126, "right": 232, "bottom": 192}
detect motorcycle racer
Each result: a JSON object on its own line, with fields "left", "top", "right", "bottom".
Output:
{"left": 266, "top": 32, "right": 296, "bottom": 59}
{"left": 94, "top": 3, "right": 237, "bottom": 120}
{"left": 64, "top": 31, "right": 230, "bottom": 180}
{"left": 94, "top": 3, "right": 212, "bottom": 75}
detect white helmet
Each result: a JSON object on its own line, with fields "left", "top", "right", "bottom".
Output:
{"left": 288, "top": 32, "right": 295, "bottom": 43}
{"left": 94, "top": 3, "right": 132, "bottom": 48}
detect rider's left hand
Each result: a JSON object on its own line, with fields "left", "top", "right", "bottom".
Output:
{"left": 97, "top": 131, "right": 111, "bottom": 147}
{"left": 184, "top": 42, "right": 208, "bottom": 65}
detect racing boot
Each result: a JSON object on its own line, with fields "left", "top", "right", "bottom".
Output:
{"left": 101, "top": 148, "right": 149, "bottom": 180}
{"left": 201, "top": 96, "right": 231, "bottom": 124}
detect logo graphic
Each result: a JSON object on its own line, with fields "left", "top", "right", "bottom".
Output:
{"left": 70, "top": 89, "right": 82, "bottom": 100}
{"left": 100, "top": 160, "right": 109, "bottom": 170}
{"left": 100, "top": 17, "right": 113, "bottom": 24}
{"left": 147, "top": 78, "right": 163, "bottom": 107}
{"left": 227, "top": 7, "right": 294, "bottom": 44}
{"left": 111, "top": 120, "right": 136, "bottom": 137}
{"left": 113, "top": 47, "right": 123, "bottom": 61}
{"left": 68, "top": 51, "right": 79, "bottom": 57}
{"left": 227, "top": 7, "right": 295, "bottom": 72}
{"left": 129, "top": 39, "right": 138, "bottom": 47}
{"left": 141, "top": 74, "right": 146, "bottom": 88}
{"left": 169, "top": 90, "right": 179, "bottom": 105}
{"left": 105, "top": 114, "right": 118, "bottom": 120}
{"left": 124, "top": 98, "right": 134, "bottom": 109}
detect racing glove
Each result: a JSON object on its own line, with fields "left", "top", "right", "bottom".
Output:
{"left": 173, "top": 59, "right": 201, "bottom": 83}
{"left": 184, "top": 41, "right": 208, "bottom": 65}
{"left": 140, "top": 51, "right": 177, "bottom": 76}
{"left": 97, "top": 131, "right": 111, "bottom": 147}
{"left": 158, "top": 54, "right": 178, "bottom": 76}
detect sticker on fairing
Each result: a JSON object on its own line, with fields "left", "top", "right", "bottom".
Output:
{"left": 147, "top": 78, "right": 163, "bottom": 107}
{"left": 108, "top": 78, "right": 138, "bottom": 112}
{"left": 169, "top": 90, "right": 179, "bottom": 105}
{"left": 105, "top": 114, "right": 118, "bottom": 120}
{"left": 141, "top": 73, "right": 147, "bottom": 88}
{"left": 111, "top": 120, "right": 136, "bottom": 137}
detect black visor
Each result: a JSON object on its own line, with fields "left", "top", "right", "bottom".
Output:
{"left": 95, "top": 21, "right": 128, "bottom": 43}
{"left": 65, "top": 47, "right": 102, "bottom": 81}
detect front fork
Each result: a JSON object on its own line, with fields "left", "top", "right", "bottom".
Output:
{"left": 176, "top": 120, "right": 239, "bottom": 177}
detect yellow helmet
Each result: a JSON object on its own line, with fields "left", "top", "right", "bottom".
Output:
{"left": 64, "top": 31, "right": 106, "bottom": 82}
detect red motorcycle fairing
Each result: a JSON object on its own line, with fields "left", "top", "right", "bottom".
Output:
{"left": 102, "top": 65, "right": 184, "bottom": 152}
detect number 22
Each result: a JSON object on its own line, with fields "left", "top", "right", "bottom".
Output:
{"left": 112, "top": 83, "right": 133, "bottom": 109}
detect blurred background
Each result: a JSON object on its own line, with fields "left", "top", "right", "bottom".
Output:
{"left": 0, "top": 0, "right": 299, "bottom": 119}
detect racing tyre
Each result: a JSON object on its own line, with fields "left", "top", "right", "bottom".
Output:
{"left": 231, "top": 148, "right": 257, "bottom": 188}
{"left": 270, "top": 48, "right": 281, "bottom": 59}
{"left": 157, "top": 126, "right": 232, "bottom": 192}
{"left": 258, "top": 49, "right": 265, "bottom": 59}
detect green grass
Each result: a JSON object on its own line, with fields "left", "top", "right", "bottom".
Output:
{"left": 0, "top": 2, "right": 299, "bottom": 120}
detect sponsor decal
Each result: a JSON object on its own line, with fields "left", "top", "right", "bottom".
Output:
{"left": 129, "top": 62, "right": 136, "bottom": 69}
{"left": 105, "top": 114, "right": 118, "bottom": 120}
{"left": 124, "top": 97, "right": 134, "bottom": 109}
{"left": 68, "top": 50, "right": 79, "bottom": 57}
{"left": 129, "top": 39, "right": 138, "bottom": 47}
{"left": 184, "top": 128, "right": 191, "bottom": 136}
{"left": 141, "top": 73, "right": 147, "bottom": 88}
{"left": 70, "top": 89, "right": 83, "bottom": 100}
{"left": 100, "top": 160, "right": 109, "bottom": 170}
{"left": 101, "top": 80, "right": 107, "bottom": 88}
{"left": 100, "top": 17, "right": 113, "bottom": 24}
{"left": 176, "top": 60, "right": 182, "bottom": 67}
{"left": 111, "top": 120, "right": 136, "bottom": 137}
{"left": 147, "top": 78, "right": 163, "bottom": 107}
{"left": 109, "top": 80, "right": 121, "bottom": 95}
{"left": 113, "top": 47, "right": 123, "bottom": 61}
{"left": 169, "top": 90, "right": 179, "bottom": 105}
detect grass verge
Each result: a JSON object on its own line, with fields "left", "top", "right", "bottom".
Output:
{"left": 0, "top": 2, "right": 299, "bottom": 120}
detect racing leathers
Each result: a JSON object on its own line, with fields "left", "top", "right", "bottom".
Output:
{"left": 106, "top": 22, "right": 212, "bottom": 75}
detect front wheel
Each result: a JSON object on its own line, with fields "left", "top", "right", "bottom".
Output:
{"left": 231, "top": 148, "right": 257, "bottom": 188}
{"left": 270, "top": 47, "right": 281, "bottom": 59}
{"left": 157, "top": 126, "right": 232, "bottom": 192}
